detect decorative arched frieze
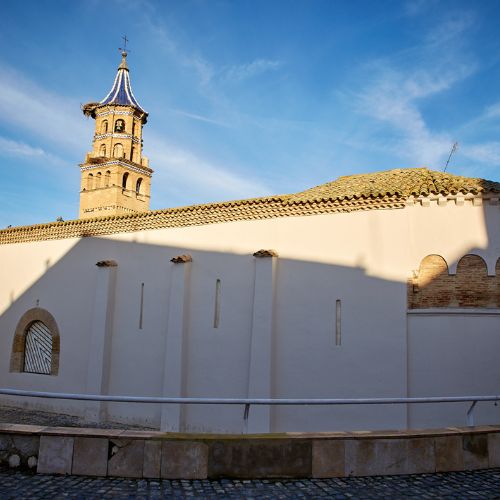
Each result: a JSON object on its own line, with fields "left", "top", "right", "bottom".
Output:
{"left": 10, "top": 308, "right": 60, "bottom": 375}
{"left": 409, "top": 253, "right": 500, "bottom": 309}
{"left": 408, "top": 254, "right": 453, "bottom": 309}
{"left": 456, "top": 254, "right": 489, "bottom": 308}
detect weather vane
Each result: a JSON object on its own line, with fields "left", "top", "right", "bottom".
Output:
{"left": 119, "top": 35, "right": 131, "bottom": 55}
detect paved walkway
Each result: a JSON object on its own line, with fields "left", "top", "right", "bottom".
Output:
{"left": 0, "top": 467, "right": 499, "bottom": 499}
{"left": 0, "top": 404, "right": 153, "bottom": 430}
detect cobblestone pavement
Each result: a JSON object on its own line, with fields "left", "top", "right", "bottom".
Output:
{"left": 0, "top": 467, "right": 499, "bottom": 499}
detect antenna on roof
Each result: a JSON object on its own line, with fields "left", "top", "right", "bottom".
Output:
{"left": 119, "top": 34, "right": 131, "bottom": 55}
{"left": 444, "top": 142, "right": 459, "bottom": 172}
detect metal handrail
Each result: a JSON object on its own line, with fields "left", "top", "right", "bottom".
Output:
{"left": 0, "top": 389, "right": 498, "bottom": 426}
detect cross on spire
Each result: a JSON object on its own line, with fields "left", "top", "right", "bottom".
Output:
{"left": 119, "top": 35, "right": 130, "bottom": 55}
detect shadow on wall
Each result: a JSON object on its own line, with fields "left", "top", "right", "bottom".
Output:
{"left": 0, "top": 236, "right": 411, "bottom": 432}
{"left": 0, "top": 187, "right": 499, "bottom": 432}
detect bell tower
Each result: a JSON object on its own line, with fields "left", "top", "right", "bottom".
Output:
{"left": 79, "top": 49, "right": 152, "bottom": 219}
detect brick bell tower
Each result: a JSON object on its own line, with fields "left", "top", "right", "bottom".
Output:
{"left": 79, "top": 49, "right": 152, "bottom": 219}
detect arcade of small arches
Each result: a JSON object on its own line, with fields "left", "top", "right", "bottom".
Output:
{"left": 99, "top": 117, "right": 137, "bottom": 135}
{"left": 85, "top": 171, "right": 144, "bottom": 195}
{"left": 98, "top": 142, "right": 137, "bottom": 162}
{"left": 408, "top": 254, "right": 500, "bottom": 309}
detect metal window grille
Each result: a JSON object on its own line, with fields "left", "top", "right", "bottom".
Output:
{"left": 23, "top": 321, "right": 52, "bottom": 375}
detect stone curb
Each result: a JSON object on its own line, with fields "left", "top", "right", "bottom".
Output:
{"left": 0, "top": 424, "right": 498, "bottom": 479}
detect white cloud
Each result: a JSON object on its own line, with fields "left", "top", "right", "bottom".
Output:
{"left": 483, "top": 102, "right": 500, "bottom": 120}
{"left": 461, "top": 142, "right": 500, "bottom": 165}
{"left": 0, "top": 64, "right": 91, "bottom": 151}
{"left": 351, "top": 12, "right": 478, "bottom": 169}
{"left": 146, "top": 132, "right": 272, "bottom": 205}
{"left": 224, "top": 59, "right": 283, "bottom": 82}
{"left": 144, "top": 18, "right": 215, "bottom": 86}
{"left": 0, "top": 136, "right": 66, "bottom": 166}
{"left": 0, "top": 136, "right": 47, "bottom": 158}
{"left": 424, "top": 12, "right": 475, "bottom": 47}
{"left": 353, "top": 67, "right": 471, "bottom": 166}
{"left": 170, "top": 108, "right": 229, "bottom": 127}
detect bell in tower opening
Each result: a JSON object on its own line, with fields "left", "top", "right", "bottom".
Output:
{"left": 79, "top": 48, "right": 152, "bottom": 219}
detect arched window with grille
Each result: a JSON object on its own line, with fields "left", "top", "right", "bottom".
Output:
{"left": 122, "top": 172, "right": 129, "bottom": 189}
{"left": 136, "top": 178, "right": 142, "bottom": 195}
{"left": 101, "top": 120, "right": 108, "bottom": 134}
{"left": 24, "top": 321, "right": 53, "bottom": 374}
{"left": 10, "top": 308, "right": 60, "bottom": 376}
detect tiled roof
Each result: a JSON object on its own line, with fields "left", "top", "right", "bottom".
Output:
{"left": 0, "top": 168, "right": 498, "bottom": 246}
{"left": 286, "top": 168, "right": 500, "bottom": 203}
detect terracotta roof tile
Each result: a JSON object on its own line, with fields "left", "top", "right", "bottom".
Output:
{"left": 286, "top": 168, "right": 500, "bottom": 203}
{"left": 0, "top": 168, "right": 498, "bottom": 245}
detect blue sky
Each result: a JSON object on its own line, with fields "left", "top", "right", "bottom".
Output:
{"left": 1, "top": 0, "right": 500, "bottom": 227}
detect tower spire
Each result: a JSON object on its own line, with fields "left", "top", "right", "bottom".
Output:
{"left": 97, "top": 44, "right": 147, "bottom": 120}
{"left": 118, "top": 51, "right": 129, "bottom": 71}
{"left": 79, "top": 46, "right": 153, "bottom": 219}
{"left": 118, "top": 35, "right": 130, "bottom": 70}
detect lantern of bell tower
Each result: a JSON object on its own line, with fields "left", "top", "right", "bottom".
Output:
{"left": 79, "top": 50, "right": 152, "bottom": 219}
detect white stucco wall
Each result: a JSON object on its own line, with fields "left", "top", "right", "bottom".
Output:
{"left": 0, "top": 200, "right": 498, "bottom": 432}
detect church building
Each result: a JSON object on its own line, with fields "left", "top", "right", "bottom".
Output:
{"left": 0, "top": 53, "right": 499, "bottom": 433}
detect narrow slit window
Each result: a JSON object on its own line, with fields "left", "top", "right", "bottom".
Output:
{"left": 335, "top": 299, "right": 341, "bottom": 346}
{"left": 213, "top": 279, "right": 221, "bottom": 328}
{"left": 139, "top": 283, "right": 145, "bottom": 330}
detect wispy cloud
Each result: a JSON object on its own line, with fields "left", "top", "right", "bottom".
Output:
{"left": 0, "top": 63, "right": 91, "bottom": 152}
{"left": 169, "top": 108, "right": 229, "bottom": 127}
{"left": 351, "top": 13, "right": 478, "bottom": 168}
{"left": 147, "top": 132, "right": 272, "bottom": 205}
{"left": 403, "top": 0, "right": 437, "bottom": 17}
{"left": 354, "top": 66, "right": 474, "bottom": 165}
{"left": 0, "top": 136, "right": 49, "bottom": 158}
{"left": 143, "top": 17, "right": 215, "bottom": 86}
{"left": 482, "top": 102, "right": 500, "bottom": 120}
{"left": 224, "top": 59, "right": 283, "bottom": 82}
{"left": 461, "top": 142, "right": 500, "bottom": 165}
{"left": 0, "top": 136, "right": 66, "bottom": 166}
{"left": 138, "top": 6, "right": 282, "bottom": 89}
{"left": 424, "top": 12, "right": 475, "bottom": 47}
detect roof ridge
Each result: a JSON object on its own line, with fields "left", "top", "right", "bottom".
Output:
{"left": 1, "top": 168, "right": 498, "bottom": 242}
